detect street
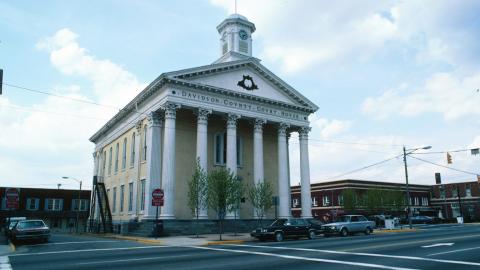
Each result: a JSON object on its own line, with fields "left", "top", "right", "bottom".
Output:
{"left": 4, "top": 224, "right": 480, "bottom": 270}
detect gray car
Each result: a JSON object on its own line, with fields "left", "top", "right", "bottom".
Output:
{"left": 322, "top": 215, "right": 375, "bottom": 237}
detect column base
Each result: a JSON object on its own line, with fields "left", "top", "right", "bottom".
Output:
{"left": 198, "top": 214, "right": 209, "bottom": 220}
{"left": 159, "top": 214, "right": 176, "bottom": 219}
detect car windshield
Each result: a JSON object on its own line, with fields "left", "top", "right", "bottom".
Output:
{"left": 270, "top": 219, "right": 286, "bottom": 227}
{"left": 17, "top": 221, "right": 45, "bottom": 229}
{"left": 336, "top": 216, "right": 351, "bottom": 222}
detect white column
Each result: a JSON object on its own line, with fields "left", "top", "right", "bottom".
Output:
{"left": 143, "top": 111, "right": 163, "bottom": 219}
{"left": 131, "top": 121, "right": 142, "bottom": 219}
{"left": 226, "top": 113, "right": 240, "bottom": 219}
{"left": 160, "top": 102, "right": 180, "bottom": 219}
{"left": 253, "top": 119, "right": 266, "bottom": 218}
{"left": 299, "top": 126, "right": 313, "bottom": 218}
{"left": 278, "top": 123, "right": 291, "bottom": 218}
{"left": 196, "top": 108, "right": 211, "bottom": 219}
{"left": 91, "top": 151, "right": 100, "bottom": 222}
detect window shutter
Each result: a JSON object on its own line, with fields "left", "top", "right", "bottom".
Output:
{"left": 35, "top": 198, "right": 39, "bottom": 210}
{"left": 59, "top": 199, "right": 64, "bottom": 211}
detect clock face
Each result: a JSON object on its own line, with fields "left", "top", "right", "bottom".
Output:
{"left": 239, "top": 30, "right": 248, "bottom": 40}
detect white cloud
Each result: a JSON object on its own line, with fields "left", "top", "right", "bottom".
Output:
{"left": 362, "top": 71, "right": 480, "bottom": 120}
{"left": 309, "top": 116, "right": 352, "bottom": 139}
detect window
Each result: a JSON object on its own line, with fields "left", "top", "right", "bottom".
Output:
{"left": 413, "top": 197, "right": 419, "bottom": 206}
{"left": 140, "top": 179, "right": 146, "bottom": 211}
{"left": 222, "top": 42, "right": 228, "bottom": 54}
{"left": 114, "top": 143, "right": 119, "bottom": 173}
{"left": 351, "top": 216, "right": 359, "bottom": 222}
{"left": 292, "top": 198, "right": 299, "bottom": 208}
{"left": 466, "top": 184, "right": 472, "bottom": 197}
{"left": 108, "top": 147, "right": 112, "bottom": 175}
{"left": 422, "top": 197, "right": 428, "bottom": 206}
{"left": 213, "top": 132, "right": 243, "bottom": 166}
{"left": 452, "top": 187, "right": 458, "bottom": 198}
{"left": 440, "top": 187, "right": 445, "bottom": 199}
{"left": 122, "top": 138, "right": 127, "bottom": 170}
{"left": 102, "top": 151, "right": 106, "bottom": 176}
{"left": 239, "top": 41, "right": 248, "bottom": 53}
{"left": 72, "top": 199, "right": 89, "bottom": 211}
{"left": 312, "top": 197, "right": 317, "bottom": 207}
{"left": 112, "top": 187, "right": 117, "bottom": 213}
{"left": 120, "top": 185, "right": 125, "bottom": 212}
{"left": 128, "top": 182, "right": 133, "bottom": 212}
{"left": 26, "top": 198, "right": 39, "bottom": 211}
{"left": 45, "top": 198, "right": 63, "bottom": 211}
{"left": 143, "top": 125, "right": 147, "bottom": 161}
{"left": 322, "top": 196, "right": 330, "bottom": 206}
{"left": 338, "top": 195, "right": 344, "bottom": 206}
{"left": 130, "top": 132, "right": 136, "bottom": 167}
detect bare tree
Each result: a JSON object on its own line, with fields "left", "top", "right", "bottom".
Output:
{"left": 248, "top": 181, "right": 273, "bottom": 226}
{"left": 187, "top": 159, "right": 207, "bottom": 238}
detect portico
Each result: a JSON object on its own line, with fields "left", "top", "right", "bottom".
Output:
{"left": 89, "top": 13, "right": 318, "bottom": 224}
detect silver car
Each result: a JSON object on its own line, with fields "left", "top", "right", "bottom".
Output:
{"left": 322, "top": 215, "right": 375, "bottom": 237}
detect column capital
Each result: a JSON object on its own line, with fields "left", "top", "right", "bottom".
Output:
{"left": 161, "top": 102, "right": 181, "bottom": 119}
{"left": 278, "top": 123, "right": 290, "bottom": 136}
{"left": 147, "top": 111, "right": 164, "bottom": 127}
{"left": 226, "top": 114, "right": 241, "bottom": 129}
{"left": 135, "top": 120, "right": 143, "bottom": 132}
{"left": 196, "top": 108, "right": 212, "bottom": 125}
{"left": 299, "top": 126, "right": 311, "bottom": 139}
{"left": 253, "top": 118, "right": 267, "bottom": 132}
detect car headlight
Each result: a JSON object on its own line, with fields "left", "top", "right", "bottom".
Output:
{"left": 330, "top": 226, "right": 337, "bottom": 230}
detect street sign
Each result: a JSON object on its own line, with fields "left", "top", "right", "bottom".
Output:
{"left": 152, "top": 188, "right": 164, "bottom": 207}
{"left": 5, "top": 188, "right": 19, "bottom": 209}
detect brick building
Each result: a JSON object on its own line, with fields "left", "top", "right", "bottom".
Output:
{"left": 291, "top": 179, "right": 433, "bottom": 222}
{"left": 1, "top": 187, "right": 91, "bottom": 232}
{"left": 430, "top": 181, "right": 480, "bottom": 221}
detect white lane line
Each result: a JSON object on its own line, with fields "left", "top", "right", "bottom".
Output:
{"left": 229, "top": 244, "right": 480, "bottom": 267}
{"left": 187, "top": 245, "right": 419, "bottom": 270}
{"left": 0, "top": 256, "right": 12, "bottom": 270}
{"left": 24, "top": 240, "right": 118, "bottom": 247}
{"left": 428, "top": 246, "right": 480, "bottom": 256}
{"left": 75, "top": 254, "right": 193, "bottom": 265}
{"left": 9, "top": 245, "right": 169, "bottom": 257}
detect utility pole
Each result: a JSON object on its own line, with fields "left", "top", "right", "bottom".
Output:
{"left": 403, "top": 146, "right": 413, "bottom": 229}
{"left": 457, "top": 184, "right": 463, "bottom": 220}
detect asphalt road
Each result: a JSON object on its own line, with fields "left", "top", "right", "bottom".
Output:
{"left": 4, "top": 224, "right": 480, "bottom": 270}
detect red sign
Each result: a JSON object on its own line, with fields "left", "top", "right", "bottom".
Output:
{"left": 152, "top": 188, "right": 164, "bottom": 207}
{"left": 5, "top": 188, "right": 19, "bottom": 209}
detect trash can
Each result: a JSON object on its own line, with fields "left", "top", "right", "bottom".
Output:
{"left": 384, "top": 219, "right": 395, "bottom": 230}
{"left": 151, "top": 220, "right": 164, "bottom": 237}
{"left": 456, "top": 217, "right": 464, "bottom": 224}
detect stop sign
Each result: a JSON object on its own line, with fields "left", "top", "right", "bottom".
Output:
{"left": 152, "top": 189, "right": 164, "bottom": 206}
{"left": 5, "top": 188, "right": 19, "bottom": 209}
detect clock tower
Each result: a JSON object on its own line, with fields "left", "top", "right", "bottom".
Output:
{"left": 215, "top": 14, "right": 256, "bottom": 63}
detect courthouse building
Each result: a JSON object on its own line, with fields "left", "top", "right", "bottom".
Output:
{"left": 89, "top": 14, "right": 318, "bottom": 224}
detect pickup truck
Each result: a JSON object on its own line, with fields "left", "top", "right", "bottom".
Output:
{"left": 322, "top": 215, "right": 375, "bottom": 237}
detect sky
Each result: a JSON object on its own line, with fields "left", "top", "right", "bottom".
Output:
{"left": 0, "top": 0, "right": 479, "bottom": 191}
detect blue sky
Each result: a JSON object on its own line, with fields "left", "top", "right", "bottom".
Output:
{"left": 1, "top": 0, "right": 479, "bottom": 190}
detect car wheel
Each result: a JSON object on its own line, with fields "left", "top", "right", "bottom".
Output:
{"left": 275, "top": 232, "right": 284, "bottom": 242}
{"left": 308, "top": 230, "right": 316, "bottom": 240}
{"left": 340, "top": 228, "right": 348, "bottom": 237}
{"left": 364, "top": 227, "right": 371, "bottom": 235}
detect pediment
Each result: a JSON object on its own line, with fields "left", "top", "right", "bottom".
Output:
{"left": 165, "top": 59, "right": 318, "bottom": 111}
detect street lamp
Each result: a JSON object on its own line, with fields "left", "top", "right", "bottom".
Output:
{"left": 62, "top": 176, "right": 82, "bottom": 233}
{"left": 403, "top": 145, "right": 432, "bottom": 229}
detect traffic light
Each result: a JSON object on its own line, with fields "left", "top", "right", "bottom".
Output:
{"left": 447, "top": 152, "right": 452, "bottom": 164}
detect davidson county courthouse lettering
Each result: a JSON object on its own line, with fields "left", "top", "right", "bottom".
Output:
{"left": 88, "top": 14, "right": 318, "bottom": 232}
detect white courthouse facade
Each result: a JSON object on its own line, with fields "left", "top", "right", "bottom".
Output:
{"left": 89, "top": 14, "right": 318, "bottom": 222}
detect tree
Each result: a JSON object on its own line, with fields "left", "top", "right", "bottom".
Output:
{"left": 248, "top": 181, "right": 273, "bottom": 225}
{"left": 206, "top": 168, "right": 236, "bottom": 240}
{"left": 229, "top": 177, "right": 245, "bottom": 236}
{"left": 187, "top": 159, "right": 207, "bottom": 238}
{"left": 342, "top": 188, "right": 357, "bottom": 213}
{"left": 365, "top": 188, "right": 383, "bottom": 214}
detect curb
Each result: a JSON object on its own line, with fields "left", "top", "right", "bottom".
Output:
{"left": 374, "top": 229, "right": 418, "bottom": 234}
{"left": 105, "top": 235, "right": 163, "bottom": 245}
{"left": 205, "top": 240, "right": 246, "bottom": 245}
{"left": 9, "top": 242, "right": 16, "bottom": 252}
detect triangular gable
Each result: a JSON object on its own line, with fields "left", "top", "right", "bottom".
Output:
{"left": 164, "top": 59, "right": 318, "bottom": 112}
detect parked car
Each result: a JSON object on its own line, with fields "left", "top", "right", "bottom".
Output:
{"left": 251, "top": 218, "right": 317, "bottom": 242}
{"left": 4, "top": 217, "right": 26, "bottom": 238}
{"left": 410, "top": 215, "right": 434, "bottom": 224}
{"left": 306, "top": 218, "right": 324, "bottom": 234}
{"left": 322, "top": 215, "right": 375, "bottom": 237}
{"left": 9, "top": 220, "right": 50, "bottom": 243}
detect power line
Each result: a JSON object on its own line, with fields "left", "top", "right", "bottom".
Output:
{"left": 412, "top": 148, "right": 479, "bottom": 155}
{"left": 4, "top": 82, "right": 120, "bottom": 110}
{"left": 409, "top": 156, "right": 479, "bottom": 176}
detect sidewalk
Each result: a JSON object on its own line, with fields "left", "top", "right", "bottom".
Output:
{"left": 105, "top": 233, "right": 252, "bottom": 246}
{"left": 0, "top": 234, "right": 13, "bottom": 256}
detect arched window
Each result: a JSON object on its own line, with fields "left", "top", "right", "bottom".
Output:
{"left": 114, "top": 143, "right": 119, "bottom": 173}
{"left": 122, "top": 138, "right": 127, "bottom": 170}
{"left": 213, "top": 132, "right": 243, "bottom": 167}
{"left": 130, "top": 132, "right": 136, "bottom": 167}
{"left": 143, "top": 125, "right": 148, "bottom": 161}
{"left": 108, "top": 147, "right": 112, "bottom": 175}
{"left": 102, "top": 151, "right": 106, "bottom": 176}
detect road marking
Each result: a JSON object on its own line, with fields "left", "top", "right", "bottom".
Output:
{"left": 187, "top": 245, "right": 419, "bottom": 270}
{"left": 428, "top": 246, "right": 480, "bottom": 256}
{"left": 0, "top": 256, "right": 12, "bottom": 270}
{"left": 421, "top": 243, "right": 454, "bottom": 248}
{"left": 229, "top": 244, "right": 480, "bottom": 267}
{"left": 24, "top": 240, "right": 118, "bottom": 247}
{"left": 75, "top": 254, "right": 193, "bottom": 265}
{"left": 342, "top": 233, "right": 480, "bottom": 252}
{"left": 9, "top": 245, "right": 169, "bottom": 257}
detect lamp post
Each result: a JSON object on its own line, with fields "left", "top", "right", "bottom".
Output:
{"left": 403, "top": 145, "right": 431, "bottom": 229}
{"left": 62, "top": 176, "right": 82, "bottom": 233}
